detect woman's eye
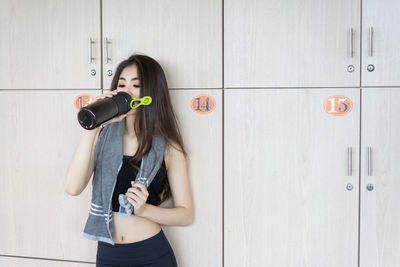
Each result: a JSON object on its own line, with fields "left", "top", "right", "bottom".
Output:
{"left": 118, "top": 84, "right": 140, "bottom": 88}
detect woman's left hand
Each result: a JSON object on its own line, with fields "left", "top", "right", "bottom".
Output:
{"left": 125, "top": 181, "right": 149, "bottom": 216}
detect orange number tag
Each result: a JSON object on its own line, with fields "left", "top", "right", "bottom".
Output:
{"left": 74, "top": 94, "right": 95, "bottom": 109}
{"left": 324, "top": 95, "right": 353, "bottom": 116}
{"left": 190, "top": 94, "right": 216, "bottom": 114}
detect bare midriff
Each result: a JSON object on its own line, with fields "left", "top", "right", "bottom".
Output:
{"left": 112, "top": 211, "right": 161, "bottom": 244}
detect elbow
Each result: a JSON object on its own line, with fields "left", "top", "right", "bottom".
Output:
{"left": 65, "top": 187, "right": 80, "bottom": 196}
{"left": 185, "top": 218, "right": 193, "bottom": 226}
{"left": 64, "top": 180, "right": 81, "bottom": 196}
{"left": 184, "top": 210, "right": 194, "bottom": 226}
{"left": 64, "top": 174, "right": 83, "bottom": 196}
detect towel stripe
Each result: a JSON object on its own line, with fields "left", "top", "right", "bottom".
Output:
{"left": 90, "top": 207, "right": 103, "bottom": 212}
{"left": 89, "top": 211, "right": 103, "bottom": 217}
{"left": 89, "top": 210, "right": 112, "bottom": 219}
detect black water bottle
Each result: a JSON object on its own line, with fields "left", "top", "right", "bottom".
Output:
{"left": 77, "top": 91, "right": 132, "bottom": 130}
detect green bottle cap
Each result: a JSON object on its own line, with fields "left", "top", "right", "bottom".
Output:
{"left": 130, "top": 96, "right": 152, "bottom": 109}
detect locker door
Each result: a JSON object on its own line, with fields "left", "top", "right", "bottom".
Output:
{"left": 224, "top": 88, "right": 360, "bottom": 266}
{"left": 225, "top": 0, "right": 360, "bottom": 88}
{"left": 102, "top": 0, "right": 222, "bottom": 90}
{"left": 360, "top": 88, "right": 400, "bottom": 266}
{"left": 0, "top": 0, "right": 101, "bottom": 89}
{"left": 161, "top": 89, "right": 223, "bottom": 267}
{"left": 362, "top": 0, "right": 400, "bottom": 86}
{"left": 0, "top": 89, "right": 102, "bottom": 261}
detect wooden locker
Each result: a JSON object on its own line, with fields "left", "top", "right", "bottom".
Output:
{"left": 360, "top": 88, "right": 400, "bottom": 266}
{"left": 224, "top": 88, "right": 360, "bottom": 266}
{"left": 361, "top": 0, "right": 400, "bottom": 86}
{"left": 0, "top": 89, "right": 102, "bottom": 261}
{"left": 0, "top": 0, "right": 101, "bottom": 90}
{"left": 102, "top": 0, "right": 222, "bottom": 90}
{"left": 224, "top": 0, "right": 360, "bottom": 88}
{"left": 99, "top": 89, "right": 223, "bottom": 266}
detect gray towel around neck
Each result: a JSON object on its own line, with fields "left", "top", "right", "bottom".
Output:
{"left": 82, "top": 117, "right": 166, "bottom": 245}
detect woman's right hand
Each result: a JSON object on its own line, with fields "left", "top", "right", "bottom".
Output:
{"left": 92, "top": 90, "right": 128, "bottom": 125}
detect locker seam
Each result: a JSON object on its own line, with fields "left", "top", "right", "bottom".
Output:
{"left": 222, "top": 0, "right": 225, "bottom": 266}
{"left": 358, "top": 0, "right": 362, "bottom": 266}
{"left": 358, "top": 88, "right": 362, "bottom": 267}
{"left": 100, "top": 0, "right": 103, "bottom": 93}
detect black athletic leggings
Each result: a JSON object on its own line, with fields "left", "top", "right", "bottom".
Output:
{"left": 96, "top": 229, "right": 178, "bottom": 267}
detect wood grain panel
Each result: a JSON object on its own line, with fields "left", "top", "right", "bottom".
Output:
{"left": 102, "top": 0, "right": 222, "bottom": 89}
{"left": 0, "top": 0, "right": 101, "bottom": 89}
{"left": 0, "top": 90, "right": 101, "bottom": 262}
{"left": 360, "top": 88, "right": 400, "bottom": 266}
{"left": 224, "top": 88, "right": 360, "bottom": 266}
{"left": 361, "top": 0, "right": 400, "bottom": 87}
{"left": 225, "top": 0, "right": 360, "bottom": 88}
{"left": 103, "top": 88, "right": 223, "bottom": 266}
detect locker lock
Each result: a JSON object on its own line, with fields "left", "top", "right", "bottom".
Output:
{"left": 367, "top": 64, "right": 375, "bottom": 72}
{"left": 107, "top": 70, "right": 113, "bottom": 76}
{"left": 366, "top": 184, "right": 374, "bottom": 191}
{"left": 346, "top": 183, "right": 353, "bottom": 190}
{"left": 347, "top": 65, "right": 355, "bottom": 72}
{"left": 90, "top": 69, "right": 96, "bottom": 76}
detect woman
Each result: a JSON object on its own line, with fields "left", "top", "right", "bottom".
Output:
{"left": 65, "top": 54, "right": 194, "bottom": 266}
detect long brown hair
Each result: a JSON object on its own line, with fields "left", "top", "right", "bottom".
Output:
{"left": 109, "top": 53, "right": 187, "bottom": 205}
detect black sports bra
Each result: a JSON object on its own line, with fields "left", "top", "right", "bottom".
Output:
{"left": 111, "top": 155, "right": 167, "bottom": 213}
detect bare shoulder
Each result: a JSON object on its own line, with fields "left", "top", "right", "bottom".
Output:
{"left": 164, "top": 139, "right": 186, "bottom": 172}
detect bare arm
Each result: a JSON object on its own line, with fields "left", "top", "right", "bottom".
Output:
{"left": 64, "top": 127, "right": 101, "bottom": 196}
{"left": 64, "top": 89, "right": 126, "bottom": 196}
{"left": 140, "top": 142, "right": 194, "bottom": 226}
